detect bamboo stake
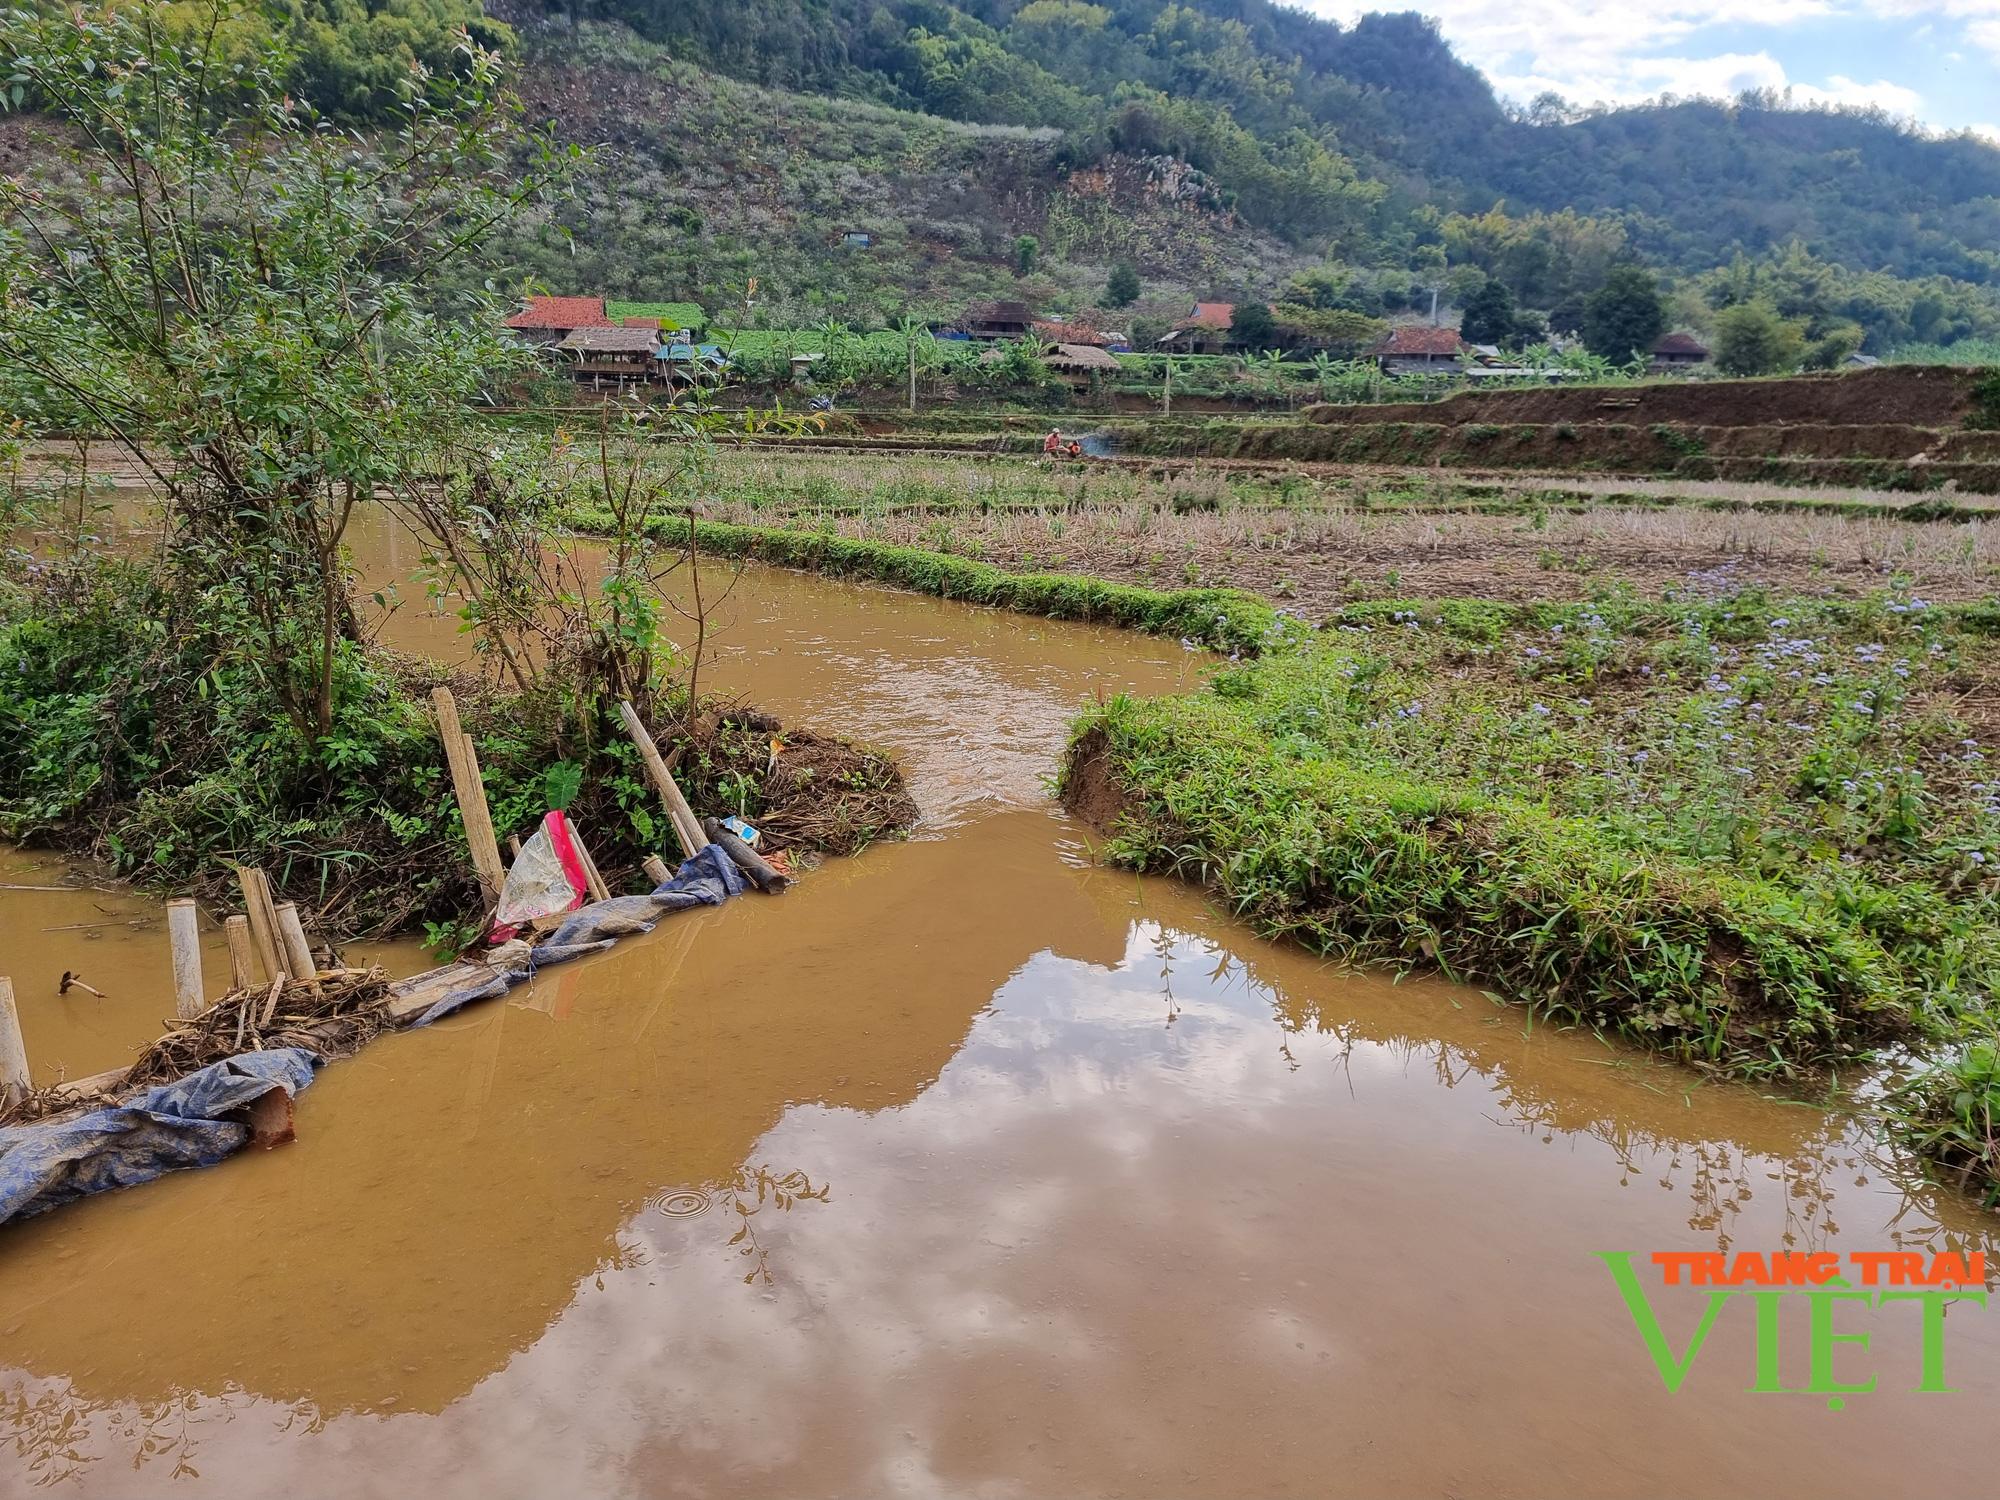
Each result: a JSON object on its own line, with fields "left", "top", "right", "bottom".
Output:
{"left": 641, "top": 855, "right": 671, "bottom": 886}
{"left": 274, "top": 902, "right": 317, "bottom": 987}
{"left": 616, "top": 699, "right": 707, "bottom": 859}
{"left": 458, "top": 729, "right": 507, "bottom": 898}
{"left": 235, "top": 866, "right": 284, "bottom": 982}
{"left": 432, "top": 686, "right": 506, "bottom": 900}
{"left": 166, "top": 898, "right": 205, "bottom": 1019}
{"left": 224, "top": 916, "right": 257, "bottom": 991}
{"left": 567, "top": 821, "right": 613, "bottom": 904}
{"left": 507, "top": 835, "right": 523, "bottom": 860}
{"left": 0, "top": 978, "right": 28, "bottom": 1113}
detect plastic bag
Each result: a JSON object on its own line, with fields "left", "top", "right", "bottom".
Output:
{"left": 490, "top": 810, "right": 590, "bottom": 942}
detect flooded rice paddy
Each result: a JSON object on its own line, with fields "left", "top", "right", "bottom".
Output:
{"left": 1, "top": 506, "right": 1997, "bottom": 1497}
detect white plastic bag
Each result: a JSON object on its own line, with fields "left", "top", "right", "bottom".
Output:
{"left": 490, "top": 810, "right": 590, "bottom": 941}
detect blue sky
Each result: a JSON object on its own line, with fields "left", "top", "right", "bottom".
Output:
{"left": 1309, "top": 1, "right": 1999, "bottom": 139}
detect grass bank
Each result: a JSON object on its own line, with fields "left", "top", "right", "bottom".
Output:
{"left": 569, "top": 500, "right": 2000, "bottom": 1198}
{"left": 567, "top": 506, "right": 1283, "bottom": 654}
{"left": 0, "top": 557, "right": 914, "bottom": 946}
{"left": 1052, "top": 590, "right": 2000, "bottom": 1185}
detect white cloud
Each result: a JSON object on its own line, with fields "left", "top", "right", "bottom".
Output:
{"left": 1306, "top": 1, "right": 1948, "bottom": 123}
{"left": 1970, "top": 121, "right": 2000, "bottom": 142}
{"left": 1789, "top": 73, "right": 1928, "bottom": 112}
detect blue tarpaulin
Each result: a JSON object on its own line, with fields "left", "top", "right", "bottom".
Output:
{"left": 412, "top": 843, "right": 749, "bottom": 1027}
{"left": 0, "top": 1049, "right": 318, "bottom": 1226}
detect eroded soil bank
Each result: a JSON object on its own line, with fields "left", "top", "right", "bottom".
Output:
{"left": 2, "top": 516, "right": 1997, "bottom": 1499}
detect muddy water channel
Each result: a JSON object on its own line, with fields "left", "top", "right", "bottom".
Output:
{"left": 3, "top": 508, "right": 1999, "bottom": 1498}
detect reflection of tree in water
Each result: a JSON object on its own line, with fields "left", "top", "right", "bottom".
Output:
{"left": 1, "top": 1378, "right": 242, "bottom": 1487}
{"left": 1148, "top": 925, "right": 1182, "bottom": 1027}
{"left": 1247, "top": 953, "right": 1993, "bottom": 1257}
{"left": 727, "top": 1165, "right": 832, "bottom": 1287}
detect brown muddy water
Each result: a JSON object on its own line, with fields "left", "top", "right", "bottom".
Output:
{"left": 2, "top": 503, "right": 1998, "bottom": 1498}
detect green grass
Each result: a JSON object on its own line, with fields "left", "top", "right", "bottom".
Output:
{"left": 1062, "top": 590, "right": 2000, "bottom": 1085}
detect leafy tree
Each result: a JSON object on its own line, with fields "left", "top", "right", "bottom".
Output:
{"left": 1105, "top": 261, "right": 1141, "bottom": 307}
{"left": 1271, "top": 303, "right": 1385, "bottom": 355}
{"left": 1582, "top": 266, "right": 1668, "bottom": 361}
{"left": 1227, "top": 300, "right": 1276, "bottom": 349}
{"left": 1714, "top": 301, "right": 1806, "bottom": 376}
{"left": 0, "top": 1, "right": 573, "bottom": 740}
{"left": 1459, "top": 278, "right": 1519, "bottom": 347}
{"left": 1014, "top": 234, "right": 1041, "bottom": 276}
{"left": 1803, "top": 322, "right": 1865, "bottom": 370}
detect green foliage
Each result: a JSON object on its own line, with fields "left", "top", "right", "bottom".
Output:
{"left": 1802, "top": 322, "right": 1865, "bottom": 371}
{"left": 607, "top": 300, "right": 707, "bottom": 332}
{"left": 544, "top": 761, "right": 585, "bottom": 812}
{"left": 1582, "top": 265, "right": 1667, "bottom": 361}
{"left": 1892, "top": 1035, "right": 2000, "bottom": 1205}
{"left": 550, "top": 1, "right": 2000, "bottom": 299}
{"left": 1895, "top": 338, "right": 2000, "bottom": 367}
{"left": 286, "top": 0, "right": 514, "bottom": 121}
{"left": 1968, "top": 372, "right": 2000, "bottom": 431}
{"left": 1698, "top": 242, "right": 2000, "bottom": 355}
{"left": 1065, "top": 590, "right": 2000, "bottom": 1079}
{"left": 0, "top": 557, "right": 473, "bottom": 931}
{"left": 1014, "top": 234, "right": 1041, "bottom": 276}
{"left": 1458, "top": 276, "right": 1520, "bottom": 347}
{"left": 1714, "top": 301, "right": 1806, "bottom": 376}
{"left": 0, "top": 551, "right": 908, "bottom": 934}
{"left": 1227, "top": 300, "right": 1277, "bottom": 348}
{"left": 1271, "top": 305, "right": 1385, "bottom": 355}
{"left": 1104, "top": 261, "right": 1141, "bottom": 308}
{"left": 0, "top": 0, "right": 572, "bottom": 740}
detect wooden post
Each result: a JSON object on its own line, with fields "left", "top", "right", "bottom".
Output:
{"left": 0, "top": 977, "right": 28, "bottom": 1112}
{"left": 616, "top": 699, "right": 707, "bottom": 859}
{"left": 274, "top": 902, "right": 317, "bottom": 985}
{"left": 224, "top": 915, "right": 257, "bottom": 991}
{"left": 235, "top": 866, "right": 284, "bottom": 982}
{"left": 507, "top": 834, "right": 523, "bottom": 860}
{"left": 432, "top": 686, "right": 506, "bottom": 901}
{"left": 566, "top": 822, "right": 613, "bottom": 904}
{"left": 166, "top": 898, "right": 205, "bottom": 1019}
{"left": 642, "top": 854, "right": 671, "bottom": 887}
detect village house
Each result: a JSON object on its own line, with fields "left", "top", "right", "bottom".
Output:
{"left": 1156, "top": 301, "right": 1236, "bottom": 355}
{"left": 556, "top": 325, "right": 660, "bottom": 389}
{"left": 658, "top": 339, "right": 729, "bottom": 390}
{"left": 1372, "top": 325, "right": 1465, "bottom": 375}
{"left": 503, "top": 295, "right": 613, "bottom": 347}
{"left": 1041, "top": 342, "right": 1122, "bottom": 386}
{"left": 958, "top": 299, "right": 1037, "bottom": 341}
{"left": 1650, "top": 331, "right": 1710, "bottom": 373}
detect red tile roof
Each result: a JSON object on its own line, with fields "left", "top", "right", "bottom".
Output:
{"left": 504, "top": 296, "right": 612, "bottom": 330}
{"left": 1183, "top": 301, "right": 1236, "bottom": 330}
{"left": 1376, "top": 326, "right": 1465, "bottom": 356}
{"left": 1653, "top": 331, "right": 1709, "bottom": 356}
{"left": 623, "top": 315, "right": 660, "bottom": 329}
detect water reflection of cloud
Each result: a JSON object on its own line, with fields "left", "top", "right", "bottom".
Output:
{"left": 7, "top": 920, "right": 1999, "bottom": 1497}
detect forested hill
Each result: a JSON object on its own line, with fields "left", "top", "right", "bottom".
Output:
{"left": 507, "top": 0, "right": 2000, "bottom": 287}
